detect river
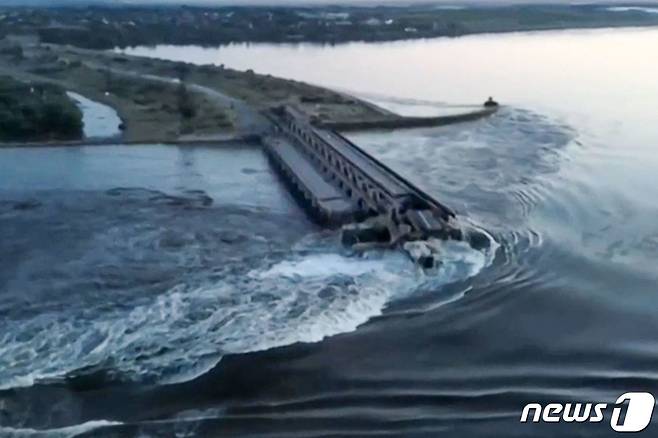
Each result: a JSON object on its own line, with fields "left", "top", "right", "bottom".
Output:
{"left": 1, "top": 27, "right": 657, "bottom": 437}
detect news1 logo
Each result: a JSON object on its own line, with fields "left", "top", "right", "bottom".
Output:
{"left": 520, "top": 392, "right": 655, "bottom": 432}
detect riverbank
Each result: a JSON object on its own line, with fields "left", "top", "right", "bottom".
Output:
{"left": 0, "top": 40, "right": 399, "bottom": 143}
{"left": 0, "top": 39, "right": 497, "bottom": 145}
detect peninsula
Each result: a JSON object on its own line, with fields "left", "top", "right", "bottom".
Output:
{"left": 0, "top": 37, "right": 495, "bottom": 144}
{"left": 0, "top": 38, "right": 399, "bottom": 143}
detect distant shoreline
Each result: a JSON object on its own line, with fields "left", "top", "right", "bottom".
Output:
{"left": 121, "top": 22, "right": 658, "bottom": 51}
{"left": 8, "top": 3, "right": 658, "bottom": 50}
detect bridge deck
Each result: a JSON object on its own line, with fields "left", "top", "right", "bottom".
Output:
{"left": 266, "top": 137, "right": 356, "bottom": 219}
{"left": 314, "top": 129, "right": 410, "bottom": 197}
{"left": 264, "top": 105, "right": 457, "bottom": 234}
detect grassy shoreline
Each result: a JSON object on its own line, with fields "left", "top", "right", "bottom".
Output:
{"left": 0, "top": 39, "right": 391, "bottom": 143}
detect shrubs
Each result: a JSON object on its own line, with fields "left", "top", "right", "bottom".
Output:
{"left": 0, "top": 77, "right": 83, "bottom": 141}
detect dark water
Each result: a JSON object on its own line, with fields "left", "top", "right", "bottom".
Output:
{"left": 0, "top": 143, "right": 492, "bottom": 436}
{"left": 2, "top": 28, "right": 658, "bottom": 437}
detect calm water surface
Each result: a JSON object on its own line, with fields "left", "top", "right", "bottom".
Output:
{"left": 1, "top": 28, "right": 657, "bottom": 437}
{"left": 66, "top": 92, "right": 122, "bottom": 139}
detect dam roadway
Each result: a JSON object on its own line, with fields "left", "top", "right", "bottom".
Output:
{"left": 263, "top": 106, "right": 466, "bottom": 255}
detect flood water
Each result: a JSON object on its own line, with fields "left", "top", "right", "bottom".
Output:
{"left": 1, "top": 27, "right": 657, "bottom": 437}
{"left": 66, "top": 92, "right": 122, "bottom": 140}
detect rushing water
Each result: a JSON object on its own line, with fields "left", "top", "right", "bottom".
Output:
{"left": 1, "top": 28, "right": 657, "bottom": 437}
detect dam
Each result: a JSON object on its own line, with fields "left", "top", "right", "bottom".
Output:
{"left": 262, "top": 105, "right": 473, "bottom": 265}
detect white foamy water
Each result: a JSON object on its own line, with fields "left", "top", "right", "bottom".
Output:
{"left": 606, "top": 6, "right": 658, "bottom": 14}
{"left": 0, "top": 238, "right": 495, "bottom": 390}
{"left": 254, "top": 253, "right": 391, "bottom": 279}
{"left": 0, "top": 420, "right": 122, "bottom": 438}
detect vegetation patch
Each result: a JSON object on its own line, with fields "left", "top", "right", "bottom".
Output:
{"left": 0, "top": 76, "right": 82, "bottom": 142}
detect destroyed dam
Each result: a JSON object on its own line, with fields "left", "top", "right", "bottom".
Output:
{"left": 261, "top": 104, "right": 498, "bottom": 266}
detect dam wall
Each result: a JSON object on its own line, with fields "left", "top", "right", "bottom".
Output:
{"left": 319, "top": 107, "right": 497, "bottom": 132}
{"left": 263, "top": 105, "right": 462, "bottom": 246}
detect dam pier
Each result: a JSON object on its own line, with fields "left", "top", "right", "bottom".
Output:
{"left": 262, "top": 105, "right": 476, "bottom": 267}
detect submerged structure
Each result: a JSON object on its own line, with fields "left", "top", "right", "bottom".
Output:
{"left": 263, "top": 106, "right": 470, "bottom": 267}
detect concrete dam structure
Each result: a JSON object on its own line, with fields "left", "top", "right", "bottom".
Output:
{"left": 263, "top": 106, "right": 469, "bottom": 265}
